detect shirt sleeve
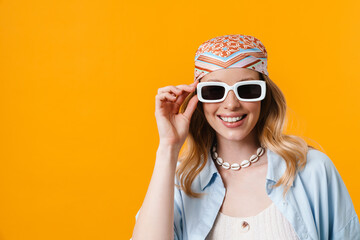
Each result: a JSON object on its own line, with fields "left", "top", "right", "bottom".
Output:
{"left": 322, "top": 154, "right": 360, "bottom": 239}
{"left": 174, "top": 169, "right": 184, "bottom": 240}
{"left": 333, "top": 215, "right": 360, "bottom": 240}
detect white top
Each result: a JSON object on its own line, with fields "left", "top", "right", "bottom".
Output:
{"left": 205, "top": 202, "right": 300, "bottom": 240}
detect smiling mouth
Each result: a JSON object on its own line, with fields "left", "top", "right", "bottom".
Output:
{"left": 218, "top": 114, "right": 247, "bottom": 123}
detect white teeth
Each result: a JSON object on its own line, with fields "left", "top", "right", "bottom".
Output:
{"left": 220, "top": 115, "right": 246, "bottom": 123}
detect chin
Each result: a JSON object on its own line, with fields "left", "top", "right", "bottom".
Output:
{"left": 217, "top": 131, "right": 250, "bottom": 142}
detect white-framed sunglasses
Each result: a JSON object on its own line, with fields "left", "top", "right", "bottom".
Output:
{"left": 196, "top": 80, "right": 266, "bottom": 103}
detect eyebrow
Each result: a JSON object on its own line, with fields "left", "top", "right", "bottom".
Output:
{"left": 204, "top": 77, "right": 256, "bottom": 82}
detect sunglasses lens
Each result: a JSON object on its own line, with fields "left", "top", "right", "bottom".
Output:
{"left": 201, "top": 86, "right": 225, "bottom": 100}
{"left": 237, "top": 84, "right": 262, "bottom": 99}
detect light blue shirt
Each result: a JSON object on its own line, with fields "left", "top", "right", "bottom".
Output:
{"left": 134, "top": 148, "right": 360, "bottom": 240}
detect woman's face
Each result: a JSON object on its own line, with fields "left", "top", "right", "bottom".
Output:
{"left": 201, "top": 68, "right": 262, "bottom": 143}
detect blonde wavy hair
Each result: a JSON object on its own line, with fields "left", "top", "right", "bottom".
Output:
{"left": 175, "top": 73, "right": 319, "bottom": 199}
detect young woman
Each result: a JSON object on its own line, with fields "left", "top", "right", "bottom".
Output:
{"left": 131, "top": 34, "right": 360, "bottom": 240}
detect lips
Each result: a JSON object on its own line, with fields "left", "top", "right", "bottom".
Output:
{"left": 217, "top": 114, "right": 247, "bottom": 128}
{"left": 217, "top": 114, "right": 247, "bottom": 119}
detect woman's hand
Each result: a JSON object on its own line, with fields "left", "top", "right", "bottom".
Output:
{"left": 155, "top": 80, "right": 199, "bottom": 150}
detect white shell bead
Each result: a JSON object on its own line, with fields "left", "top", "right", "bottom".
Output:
{"left": 240, "top": 160, "right": 251, "bottom": 168}
{"left": 212, "top": 145, "right": 265, "bottom": 172}
{"left": 216, "top": 157, "right": 224, "bottom": 165}
{"left": 230, "top": 163, "right": 240, "bottom": 170}
{"left": 222, "top": 162, "right": 230, "bottom": 169}
{"left": 250, "top": 154, "right": 259, "bottom": 163}
{"left": 257, "top": 147, "right": 264, "bottom": 156}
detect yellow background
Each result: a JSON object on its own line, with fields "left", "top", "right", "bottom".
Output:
{"left": 0, "top": 0, "right": 359, "bottom": 239}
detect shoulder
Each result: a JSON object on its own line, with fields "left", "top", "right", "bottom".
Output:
{"left": 294, "top": 148, "right": 352, "bottom": 203}
{"left": 299, "top": 149, "right": 359, "bottom": 235}
{"left": 296, "top": 148, "right": 354, "bottom": 206}
{"left": 304, "top": 148, "right": 333, "bottom": 167}
{"left": 298, "top": 148, "right": 338, "bottom": 181}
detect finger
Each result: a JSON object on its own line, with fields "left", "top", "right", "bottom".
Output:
{"left": 182, "top": 94, "right": 199, "bottom": 120}
{"left": 159, "top": 83, "right": 195, "bottom": 93}
{"left": 174, "top": 90, "right": 190, "bottom": 106}
{"left": 158, "top": 85, "right": 183, "bottom": 95}
{"left": 170, "top": 91, "right": 191, "bottom": 114}
{"left": 157, "top": 82, "right": 198, "bottom": 109}
{"left": 158, "top": 82, "right": 198, "bottom": 98}
{"left": 190, "top": 79, "right": 199, "bottom": 86}
{"left": 175, "top": 84, "right": 196, "bottom": 92}
{"left": 188, "top": 80, "right": 199, "bottom": 88}
{"left": 173, "top": 83, "right": 197, "bottom": 106}
{"left": 158, "top": 84, "right": 196, "bottom": 107}
{"left": 155, "top": 92, "right": 177, "bottom": 103}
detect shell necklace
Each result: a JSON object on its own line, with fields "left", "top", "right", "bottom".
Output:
{"left": 211, "top": 143, "right": 265, "bottom": 171}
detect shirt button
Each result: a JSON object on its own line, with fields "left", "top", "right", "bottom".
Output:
{"left": 239, "top": 221, "right": 250, "bottom": 233}
{"left": 282, "top": 201, "right": 288, "bottom": 206}
{"left": 303, "top": 233, "right": 308, "bottom": 238}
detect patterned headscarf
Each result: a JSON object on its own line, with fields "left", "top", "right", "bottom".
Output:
{"left": 194, "top": 34, "right": 268, "bottom": 82}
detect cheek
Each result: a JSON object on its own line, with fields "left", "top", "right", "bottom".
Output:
{"left": 247, "top": 103, "right": 261, "bottom": 119}
{"left": 202, "top": 103, "right": 218, "bottom": 119}
{"left": 237, "top": 102, "right": 261, "bottom": 123}
{"left": 245, "top": 102, "right": 261, "bottom": 112}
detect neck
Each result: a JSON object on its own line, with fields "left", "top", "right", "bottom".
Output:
{"left": 214, "top": 130, "right": 262, "bottom": 164}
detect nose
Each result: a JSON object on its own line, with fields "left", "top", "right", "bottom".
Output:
{"left": 223, "top": 90, "right": 241, "bottom": 109}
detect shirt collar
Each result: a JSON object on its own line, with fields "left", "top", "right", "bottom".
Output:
{"left": 199, "top": 147, "right": 294, "bottom": 191}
